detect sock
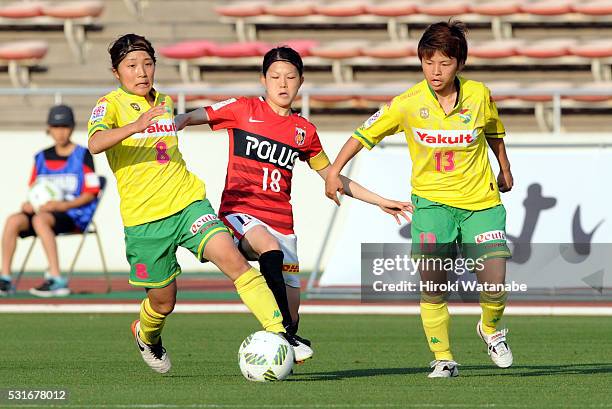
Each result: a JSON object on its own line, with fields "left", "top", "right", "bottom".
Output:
{"left": 420, "top": 293, "right": 453, "bottom": 361}
{"left": 234, "top": 267, "right": 285, "bottom": 333}
{"left": 139, "top": 298, "right": 167, "bottom": 345}
{"left": 258, "top": 250, "right": 292, "bottom": 329}
{"left": 480, "top": 290, "right": 507, "bottom": 335}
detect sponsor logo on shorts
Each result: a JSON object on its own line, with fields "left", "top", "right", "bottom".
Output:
{"left": 211, "top": 98, "right": 237, "bottom": 111}
{"left": 89, "top": 102, "right": 107, "bottom": 123}
{"left": 282, "top": 264, "right": 299, "bottom": 273}
{"left": 412, "top": 127, "right": 477, "bottom": 148}
{"left": 191, "top": 214, "right": 219, "bottom": 235}
{"left": 475, "top": 230, "right": 506, "bottom": 244}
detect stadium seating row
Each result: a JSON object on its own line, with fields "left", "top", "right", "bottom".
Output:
{"left": 0, "top": 40, "right": 47, "bottom": 87}
{"left": 215, "top": 0, "right": 612, "bottom": 42}
{"left": 0, "top": 1, "right": 104, "bottom": 63}
{"left": 159, "top": 38, "right": 612, "bottom": 83}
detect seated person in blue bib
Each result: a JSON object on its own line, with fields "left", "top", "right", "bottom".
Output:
{"left": 0, "top": 104, "right": 100, "bottom": 297}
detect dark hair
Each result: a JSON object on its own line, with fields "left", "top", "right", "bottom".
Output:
{"left": 262, "top": 46, "right": 303, "bottom": 77}
{"left": 417, "top": 20, "right": 468, "bottom": 67}
{"left": 108, "top": 33, "right": 156, "bottom": 70}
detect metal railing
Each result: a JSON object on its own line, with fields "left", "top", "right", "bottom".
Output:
{"left": 2, "top": 85, "right": 612, "bottom": 134}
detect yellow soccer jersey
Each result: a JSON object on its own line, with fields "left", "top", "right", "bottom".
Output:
{"left": 87, "top": 87, "right": 205, "bottom": 226}
{"left": 352, "top": 77, "right": 505, "bottom": 210}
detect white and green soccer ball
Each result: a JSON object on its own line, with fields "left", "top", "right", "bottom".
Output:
{"left": 28, "top": 179, "right": 63, "bottom": 212}
{"left": 238, "top": 331, "right": 294, "bottom": 382}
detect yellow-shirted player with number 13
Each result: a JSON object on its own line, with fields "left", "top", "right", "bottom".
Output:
{"left": 87, "top": 34, "right": 288, "bottom": 374}
{"left": 326, "top": 21, "right": 515, "bottom": 378}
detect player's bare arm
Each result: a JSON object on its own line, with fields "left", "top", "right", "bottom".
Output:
{"left": 486, "top": 137, "right": 513, "bottom": 193}
{"left": 174, "top": 107, "right": 210, "bottom": 130}
{"left": 325, "top": 137, "right": 364, "bottom": 205}
{"left": 88, "top": 104, "right": 166, "bottom": 154}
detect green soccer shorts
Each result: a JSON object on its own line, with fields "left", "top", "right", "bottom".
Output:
{"left": 124, "top": 199, "right": 229, "bottom": 288}
{"left": 410, "top": 194, "right": 511, "bottom": 262}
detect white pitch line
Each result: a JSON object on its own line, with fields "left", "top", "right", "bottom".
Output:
{"left": 0, "top": 303, "right": 612, "bottom": 315}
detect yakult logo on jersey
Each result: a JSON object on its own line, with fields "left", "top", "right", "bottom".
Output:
{"left": 412, "top": 127, "right": 478, "bottom": 148}
{"left": 475, "top": 230, "right": 506, "bottom": 244}
{"left": 190, "top": 214, "right": 219, "bottom": 235}
{"left": 131, "top": 118, "right": 177, "bottom": 139}
{"left": 234, "top": 129, "right": 300, "bottom": 171}
{"left": 295, "top": 127, "right": 306, "bottom": 146}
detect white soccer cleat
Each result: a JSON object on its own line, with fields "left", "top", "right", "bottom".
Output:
{"left": 282, "top": 333, "right": 313, "bottom": 363}
{"left": 477, "top": 320, "right": 513, "bottom": 368}
{"left": 428, "top": 360, "right": 459, "bottom": 378}
{"left": 131, "top": 320, "right": 172, "bottom": 374}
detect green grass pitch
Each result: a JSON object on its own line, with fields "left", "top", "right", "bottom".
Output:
{"left": 1, "top": 314, "right": 611, "bottom": 408}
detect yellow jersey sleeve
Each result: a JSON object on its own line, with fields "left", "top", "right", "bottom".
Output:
{"left": 484, "top": 86, "right": 505, "bottom": 138}
{"left": 352, "top": 103, "right": 402, "bottom": 150}
{"left": 88, "top": 96, "right": 118, "bottom": 138}
{"left": 308, "top": 150, "right": 330, "bottom": 171}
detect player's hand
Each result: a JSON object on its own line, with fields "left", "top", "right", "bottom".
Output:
{"left": 40, "top": 200, "right": 68, "bottom": 212}
{"left": 377, "top": 199, "right": 414, "bottom": 225}
{"left": 498, "top": 168, "right": 513, "bottom": 193}
{"left": 174, "top": 113, "right": 189, "bottom": 131}
{"left": 21, "top": 202, "right": 34, "bottom": 214}
{"left": 325, "top": 171, "right": 344, "bottom": 206}
{"left": 133, "top": 104, "right": 167, "bottom": 133}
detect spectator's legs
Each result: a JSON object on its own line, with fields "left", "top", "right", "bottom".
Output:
{"left": 31, "top": 212, "right": 61, "bottom": 278}
{"left": 1, "top": 213, "right": 30, "bottom": 277}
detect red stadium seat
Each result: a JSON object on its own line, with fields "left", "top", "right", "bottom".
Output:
{"left": 571, "top": 0, "right": 612, "bottom": 15}
{"left": 159, "top": 40, "right": 216, "bottom": 60}
{"left": 469, "top": 1, "right": 523, "bottom": 16}
{"left": 209, "top": 41, "right": 269, "bottom": 58}
{"left": 214, "top": 1, "right": 266, "bottom": 17}
{"left": 257, "top": 39, "right": 320, "bottom": 57}
{"left": 264, "top": 2, "right": 318, "bottom": 17}
{"left": 361, "top": 81, "right": 412, "bottom": 103}
{"left": 0, "top": 1, "right": 44, "bottom": 18}
{"left": 470, "top": 40, "right": 523, "bottom": 59}
{"left": 0, "top": 40, "right": 48, "bottom": 60}
{"left": 519, "top": 0, "right": 573, "bottom": 15}
{"left": 570, "top": 40, "right": 612, "bottom": 58}
{"left": 417, "top": 1, "right": 470, "bottom": 16}
{"left": 517, "top": 39, "right": 576, "bottom": 58}
{"left": 569, "top": 81, "right": 612, "bottom": 102}
{"left": 486, "top": 81, "right": 522, "bottom": 101}
{"left": 307, "top": 83, "right": 362, "bottom": 103}
{"left": 365, "top": 1, "right": 418, "bottom": 17}
{"left": 360, "top": 41, "right": 417, "bottom": 59}
{"left": 42, "top": 1, "right": 104, "bottom": 18}
{"left": 310, "top": 41, "right": 366, "bottom": 59}
{"left": 314, "top": 1, "right": 368, "bottom": 17}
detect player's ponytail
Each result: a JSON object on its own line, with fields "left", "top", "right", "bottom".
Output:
{"left": 109, "top": 34, "right": 156, "bottom": 70}
{"left": 262, "top": 46, "right": 303, "bottom": 77}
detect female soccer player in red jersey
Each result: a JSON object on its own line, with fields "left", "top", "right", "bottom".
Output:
{"left": 175, "top": 46, "right": 413, "bottom": 362}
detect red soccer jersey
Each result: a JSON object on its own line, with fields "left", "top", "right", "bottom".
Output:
{"left": 205, "top": 97, "right": 329, "bottom": 234}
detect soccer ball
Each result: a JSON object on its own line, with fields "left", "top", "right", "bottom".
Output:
{"left": 28, "top": 179, "right": 63, "bottom": 212}
{"left": 238, "top": 331, "right": 294, "bottom": 382}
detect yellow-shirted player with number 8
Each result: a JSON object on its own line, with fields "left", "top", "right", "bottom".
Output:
{"left": 87, "top": 34, "right": 287, "bottom": 374}
{"left": 326, "top": 21, "right": 514, "bottom": 378}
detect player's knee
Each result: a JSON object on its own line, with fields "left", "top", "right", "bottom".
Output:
{"left": 150, "top": 299, "right": 175, "bottom": 316}
{"left": 5, "top": 214, "right": 25, "bottom": 231}
{"left": 31, "top": 213, "right": 53, "bottom": 229}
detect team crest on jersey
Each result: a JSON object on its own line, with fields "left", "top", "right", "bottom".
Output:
{"left": 130, "top": 103, "right": 141, "bottom": 111}
{"left": 295, "top": 127, "right": 306, "bottom": 146}
{"left": 89, "top": 102, "right": 107, "bottom": 123}
{"left": 458, "top": 108, "right": 471, "bottom": 124}
{"left": 420, "top": 107, "right": 429, "bottom": 119}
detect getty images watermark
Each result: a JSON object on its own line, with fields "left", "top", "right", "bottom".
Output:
{"left": 359, "top": 243, "right": 612, "bottom": 302}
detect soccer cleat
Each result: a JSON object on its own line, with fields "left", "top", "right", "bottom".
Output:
{"left": 428, "top": 360, "right": 459, "bottom": 378}
{"left": 477, "top": 320, "right": 513, "bottom": 368}
{"left": 29, "top": 276, "right": 70, "bottom": 297}
{"left": 0, "top": 277, "right": 14, "bottom": 296}
{"left": 282, "top": 332, "right": 313, "bottom": 363}
{"left": 131, "top": 320, "right": 171, "bottom": 374}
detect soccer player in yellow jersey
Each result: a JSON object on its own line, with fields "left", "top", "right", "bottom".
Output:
{"left": 325, "top": 21, "right": 514, "bottom": 378}
{"left": 87, "top": 34, "right": 288, "bottom": 374}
